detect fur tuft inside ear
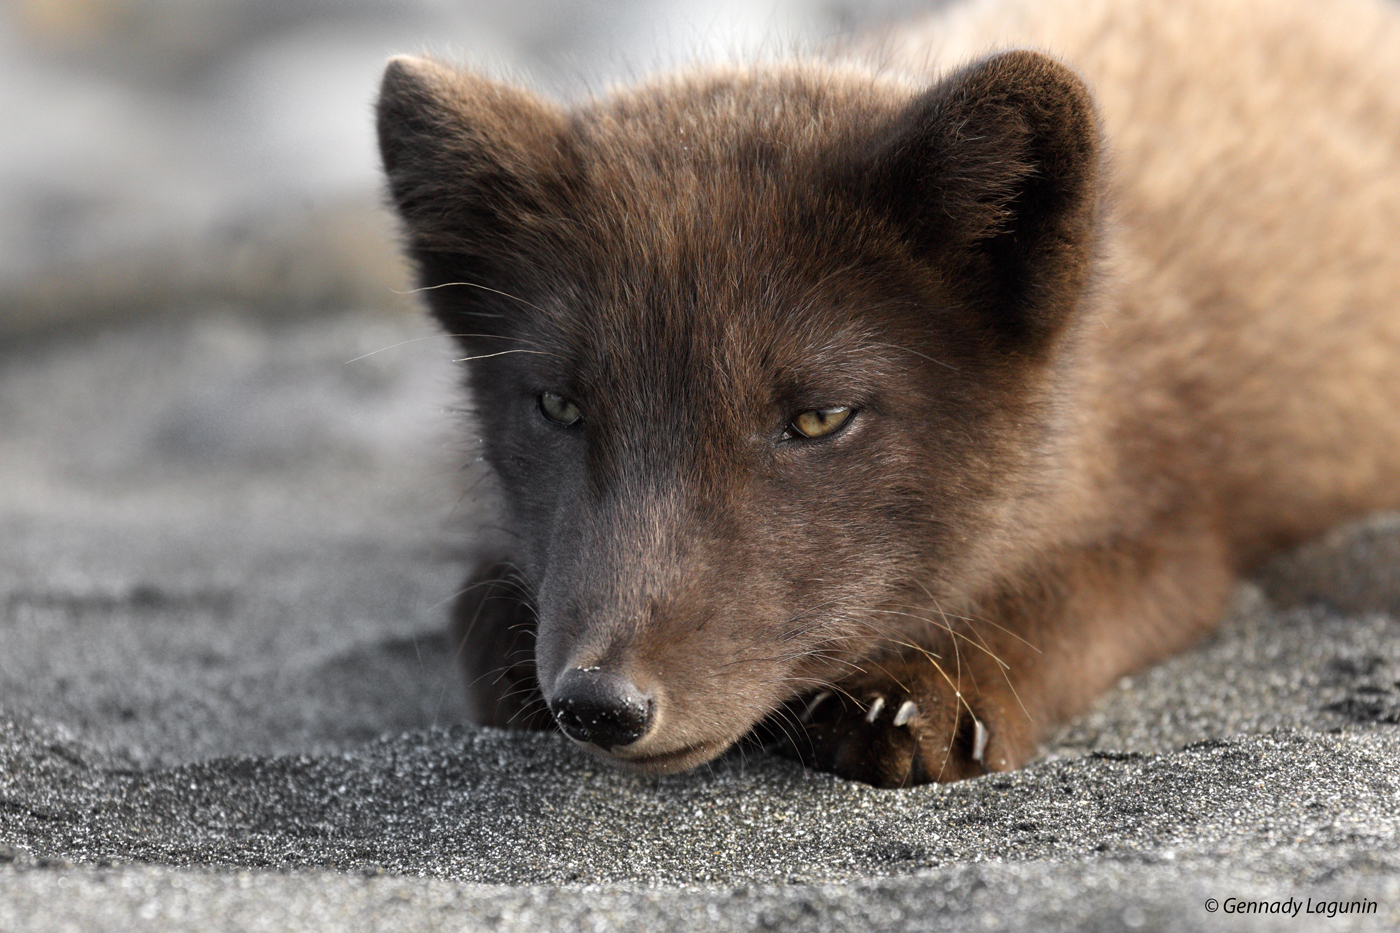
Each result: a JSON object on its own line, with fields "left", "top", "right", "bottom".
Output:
{"left": 857, "top": 50, "right": 1103, "bottom": 352}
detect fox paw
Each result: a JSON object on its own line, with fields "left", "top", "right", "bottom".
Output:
{"left": 772, "top": 669, "right": 1029, "bottom": 786}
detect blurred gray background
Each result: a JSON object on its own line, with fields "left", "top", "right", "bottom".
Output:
{"left": 0, "top": 0, "right": 920, "bottom": 334}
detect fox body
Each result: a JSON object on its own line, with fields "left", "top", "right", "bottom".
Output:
{"left": 377, "top": 0, "right": 1400, "bottom": 785}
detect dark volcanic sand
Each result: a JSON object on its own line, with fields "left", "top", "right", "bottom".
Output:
{"left": 2, "top": 309, "right": 1398, "bottom": 932}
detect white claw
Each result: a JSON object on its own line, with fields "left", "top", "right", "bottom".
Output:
{"left": 971, "top": 718, "right": 989, "bottom": 763}
{"left": 892, "top": 700, "right": 917, "bottom": 727}
{"left": 799, "top": 690, "right": 833, "bottom": 722}
{"left": 864, "top": 696, "right": 886, "bottom": 722}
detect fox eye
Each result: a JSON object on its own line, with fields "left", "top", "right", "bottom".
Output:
{"left": 538, "top": 391, "right": 582, "bottom": 426}
{"left": 787, "top": 406, "right": 854, "bottom": 439}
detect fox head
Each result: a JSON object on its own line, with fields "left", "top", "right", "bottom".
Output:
{"left": 377, "top": 51, "right": 1103, "bottom": 771}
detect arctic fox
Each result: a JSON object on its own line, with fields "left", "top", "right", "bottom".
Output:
{"left": 376, "top": 0, "right": 1400, "bottom": 785}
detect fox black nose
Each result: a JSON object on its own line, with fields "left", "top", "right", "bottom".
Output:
{"left": 550, "top": 667, "right": 653, "bottom": 750}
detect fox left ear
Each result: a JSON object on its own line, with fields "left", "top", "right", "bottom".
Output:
{"left": 376, "top": 56, "right": 578, "bottom": 334}
{"left": 376, "top": 56, "right": 575, "bottom": 254}
{"left": 855, "top": 50, "right": 1104, "bottom": 353}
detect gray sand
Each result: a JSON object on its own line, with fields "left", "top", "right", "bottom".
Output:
{"left": 2, "top": 309, "right": 1398, "bottom": 931}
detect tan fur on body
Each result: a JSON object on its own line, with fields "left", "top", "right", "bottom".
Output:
{"left": 377, "top": 0, "right": 1400, "bottom": 786}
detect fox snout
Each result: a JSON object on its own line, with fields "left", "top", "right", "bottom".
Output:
{"left": 548, "top": 666, "right": 654, "bottom": 751}
{"left": 523, "top": 488, "right": 806, "bottom": 771}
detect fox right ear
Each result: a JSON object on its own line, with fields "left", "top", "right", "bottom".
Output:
{"left": 376, "top": 57, "right": 578, "bottom": 294}
{"left": 854, "top": 50, "right": 1103, "bottom": 355}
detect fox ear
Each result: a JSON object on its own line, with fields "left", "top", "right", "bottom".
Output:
{"left": 858, "top": 50, "right": 1103, "bottom": 352}
{"left": 376, "top": 57, "right": 577, "bottom": 325}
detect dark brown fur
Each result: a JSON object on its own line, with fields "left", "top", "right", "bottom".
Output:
{"left": 376, "top": 0, "right": 1400, "bottom": 786}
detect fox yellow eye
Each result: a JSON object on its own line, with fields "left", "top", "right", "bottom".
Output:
{"left": 789, "top": 406, "right": 853, "bottom": 439}
{"left": 539, "top": 392, "right": 582, "bottom": 426}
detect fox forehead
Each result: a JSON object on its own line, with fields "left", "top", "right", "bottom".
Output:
{"left": 497, "top": 220, "right": 948, "bottom": 444}
{"left": 571, "top": 63, "right": 907, "bottom": 176}
{"left": 513, "top": 285, "right": 901, "bottom": 426}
